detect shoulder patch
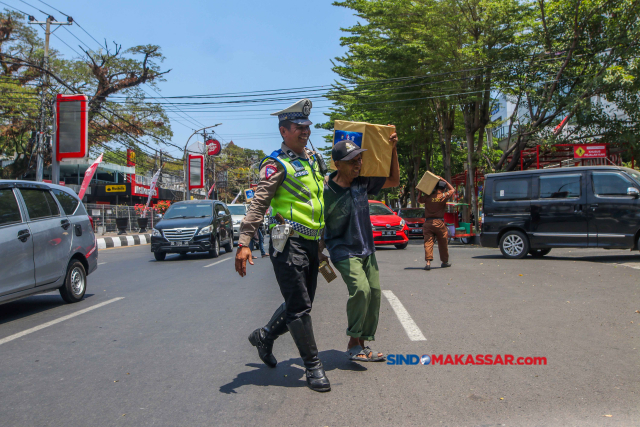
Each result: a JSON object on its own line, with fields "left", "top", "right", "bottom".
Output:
{"left": 265, "top": 165, "right": 277, "bottom": 180}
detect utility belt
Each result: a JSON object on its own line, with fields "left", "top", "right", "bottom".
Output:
{"left": 268, "top": 217, "right": 324, "bottom": 239}
{"left": 269, "top": 216, "right": 324, "bottom": 256}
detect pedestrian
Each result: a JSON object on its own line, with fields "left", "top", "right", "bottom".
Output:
{"left": 322, "top": 133, "right": 400, "bottom": 362}
{"left": 235, "top": 98, "right": 331, "bottom": 392}
{"left": 418, "top": 176, "right": 455, "bottom": 270}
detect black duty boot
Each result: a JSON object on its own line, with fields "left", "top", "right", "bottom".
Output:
{"left": 248, "top": 303, "right": 288, "bottom": 368}
{"left": 287, "top": 315, "right": 331, "bottom": 392}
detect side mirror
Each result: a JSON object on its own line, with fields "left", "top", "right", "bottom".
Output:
{"left": 393, "top": 211, "right": 398, "bottom": 216}
{"left": 628, "top": 187, "right": 640, "bottom": 198}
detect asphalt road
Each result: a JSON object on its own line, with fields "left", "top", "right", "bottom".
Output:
{"left": 1, "top": 240, "right": 639, "bottom": 426}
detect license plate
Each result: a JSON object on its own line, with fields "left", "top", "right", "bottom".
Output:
{"left": 382, "top": 231, "right": 396, "bottom": 236}
{"left": 171, "top": 241, "right": 188, "bottom": 246}
{"left": 411, "top": 229, "right": 422, "bottom": 233}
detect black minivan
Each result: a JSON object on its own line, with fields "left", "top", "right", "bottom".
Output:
{"left": 481, "top": 166, "right": 640, "bottom": 259}
{"left": 150, "top": 200, "right": 234, "bottom": 261}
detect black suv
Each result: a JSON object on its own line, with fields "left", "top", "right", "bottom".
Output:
{"left": 150, "top": 200, "right": 234, "bottom": 261}
{"left": 481, "top": 166, "right": 640, "bottom": 258}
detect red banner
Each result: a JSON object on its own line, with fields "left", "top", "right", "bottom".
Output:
{"left": 208, "top": 182, "right": 216, "bottom": 197}
{"left": 574, "top": 145, "right": 608, "bottom": 159}
{"left": 78, "top": 154, "right": 103, "bottom": 200}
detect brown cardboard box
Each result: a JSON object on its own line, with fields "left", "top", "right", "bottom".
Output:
{"left": 416, "top": 170, "right": 440, "bottom": 196}
{"left": 332, "top": 120, "right": 395, "bottom": 177}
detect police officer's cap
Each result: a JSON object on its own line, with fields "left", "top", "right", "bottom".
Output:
{"left": 271, "top": 99, "right": 313, "bottom": 126}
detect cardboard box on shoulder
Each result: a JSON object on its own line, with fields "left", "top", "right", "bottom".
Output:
{"left": 416, "top": 170, "right": 440, "bottom": 196}
{"left": 332, "top": 120, "right": 395, "bottom": 177}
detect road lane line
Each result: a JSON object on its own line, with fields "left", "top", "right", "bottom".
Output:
{"left": 98, "top": 262, "right": 107, "bottom": 265}
{"left": 204, "top": 257, "right": 232, "bottom": 268}
{"left": 0, "top": 298, "right": 124, "bottom": 346}
{"left": 382, "top": 290, "right": 427, "bottom": 341}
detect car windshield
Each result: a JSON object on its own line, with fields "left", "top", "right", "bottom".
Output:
{"left": 399, "top": 208, "right": 424, "bottom": 218}
{"left": 228, "top": 205, "right": 247, "bottom": 215}
{"left": 164, "top": 204, "right": 212, "bottom": 219}
{"left": 369, "top": 203, "right": 394, "bottom": 216}
{"left": 624, "top": 169, "right": 640, "bottom": 185}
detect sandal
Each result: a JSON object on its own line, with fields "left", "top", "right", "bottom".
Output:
{"left": 347, "top": 344, "right": 365, "bottom": 360}
{"left": 363, "top": 346, "right": 386, "bottom": 362}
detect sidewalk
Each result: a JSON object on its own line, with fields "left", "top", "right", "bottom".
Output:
{"left": 97, "top": 232, "right": 151, "bottom": 250}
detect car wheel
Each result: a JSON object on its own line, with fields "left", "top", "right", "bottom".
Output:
{"left": 499, "top": 230, "right": 529, "bottom": 259}
{"left": 209, "top": 236, "right": 220, "bottom": 258}
{"left": 460, "top": 237, "right": 472, "bottom": 245}
{"left": 154, "top": 251, "right": 166, "bottom": 261}
{"left": 395, "top": 243, "right": 408, "bottom": 249}
{"left": 224, "top": 233, "right": 234, "bottom": 253}
{"left": 529, "top": 248, "right": 551, "bottom": 258}
{"left": 59, "top": 260, "right": 87, "bottom": 303}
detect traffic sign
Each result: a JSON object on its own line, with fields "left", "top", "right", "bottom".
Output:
{"left": 206, "top": 139, "right": 221, "bottom": 156}
{"left": 573, "top": 145, "right": 607, "bottom": 159}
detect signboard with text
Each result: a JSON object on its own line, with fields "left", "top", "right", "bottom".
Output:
{"left": 56, "top": 94, "right": 88, "bottom": 161}
{"left": 188, "top": 154, "right": 205, "bottom": 190}
{"left": 574, "top": 145, "right": 608, "bottom": 159}
{"left": 132, "top": 182, "right": 159, "bottom": 198}
{"left": 206, "top": 139, "right": 221, "bottom": 156}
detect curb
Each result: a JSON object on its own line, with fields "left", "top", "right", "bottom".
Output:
{"left": 97, "top": 234, "right": 151, "bottom": 250}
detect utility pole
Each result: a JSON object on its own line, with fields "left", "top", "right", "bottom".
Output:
{"left": 29, "top": 15, "right": 73, "bottom": 182}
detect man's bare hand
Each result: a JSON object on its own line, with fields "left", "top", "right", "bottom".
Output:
{"left": 235, "top": 246, "right": 254, "bottom": 277}
{"left": 389, "top": 132, "right": 398, "bottom": 147}
{"left": 318, "top": 250, "right": 329, "bottom": 264}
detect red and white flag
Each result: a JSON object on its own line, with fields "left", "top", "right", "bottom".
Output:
{"left": 78, "top": 153, "right": 103, "bottom": 200}
{"left": 554, "top": 115, "right": 569, "bottom": 134}
{"left": 208, "top": 182, "right": 216, "bottom": 198}
{"left": 143, "top": 166, "right": 163, "bottom": 214}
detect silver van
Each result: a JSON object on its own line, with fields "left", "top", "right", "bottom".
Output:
{"left": 0, "top": 180, "right": 98, "bottom": 305}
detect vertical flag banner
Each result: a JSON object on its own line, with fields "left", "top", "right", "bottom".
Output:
{"left": 231, "top": 190, "right": 242, "bottom": 204}
{"left": 208, "top": 182, "right": 216, "bottom": 198}
{"left": 78, "top": 153, "right": 103, "bottom": 200}
{"left": 144, "top": 165, "right": 163, "bottom": 214}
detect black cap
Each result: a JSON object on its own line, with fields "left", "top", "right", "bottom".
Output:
{"left": 332, "top": 140, "right": 367, "bottom": 161}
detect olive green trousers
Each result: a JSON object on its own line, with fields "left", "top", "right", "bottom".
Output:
{"left": 333, "top": 253, "right": 381, "bottom": 341}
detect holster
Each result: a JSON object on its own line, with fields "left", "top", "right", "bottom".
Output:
{"left": 270, "top": 223, "right": 292, "bottom": 254}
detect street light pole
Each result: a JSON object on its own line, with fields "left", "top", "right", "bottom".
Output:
{"left": 183, "top": 124, "right": 221, "bottom": 200}
{"left": 29, "top": 15, "right": 72, "bottom": 182}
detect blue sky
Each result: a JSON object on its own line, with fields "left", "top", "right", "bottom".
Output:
{"left": 11, "top": 0, "right": 359, "bottom": 158}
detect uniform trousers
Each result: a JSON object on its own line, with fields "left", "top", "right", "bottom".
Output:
{"left": 423, "top": 219, "right": 449, "bottom": 262}
{"left": 269, "top": 236, "right": 319, "bottom": 324}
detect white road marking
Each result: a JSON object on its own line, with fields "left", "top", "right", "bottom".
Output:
{"left": 126, "top": 236, "right": 135, "bottom": 246}
{"left": 97, "top": 239, "right": 107, "bottom": 249}
{"left": 204, "top": 257, "right": 232, "bottom": 268}
{"left": 0, "top": 297, "right": 124, "bottom": 346}
{"left": 382, "top": 290, "right": 427, "bottom": 341}
{"left": 112, "top": 238, "right": 121, "bottom": 247}
{"left": 618, "top": 262, "right": 640, "bottom": 270}
{"left": 98, "top": 262, "right": 107, "bottom": 265}
{"left": 139, "top": 235, "right": 147, "bottom": 244}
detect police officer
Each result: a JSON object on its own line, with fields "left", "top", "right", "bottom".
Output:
{"left": 234, "top": 99, "right": 330, "bottom": 392}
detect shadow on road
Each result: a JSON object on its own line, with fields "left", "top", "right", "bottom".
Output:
{"left": 0, "top": 293, "right": 95, "bottom": 325}
{"left": 219, "top": 349, "right": 367, "bottom": 394}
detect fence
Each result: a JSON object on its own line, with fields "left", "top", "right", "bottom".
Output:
{"left": 85, "top": 203, "right": 158, "bottom": 235}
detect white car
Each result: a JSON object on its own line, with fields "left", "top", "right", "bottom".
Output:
{"left": 227, "top": 204, "right": 248, "bottom": 242}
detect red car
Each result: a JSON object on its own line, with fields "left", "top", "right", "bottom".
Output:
{"left": 368, "top": 200, "right": 409, "bottom": 249}
{"left": 397, "top": 207, "right": 425, "bottom": 239}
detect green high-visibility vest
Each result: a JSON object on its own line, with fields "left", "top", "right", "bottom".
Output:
{"left": 262, "top": 148, "right": 325, "bottom": 239}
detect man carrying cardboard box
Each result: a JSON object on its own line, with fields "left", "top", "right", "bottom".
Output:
{"left": 418, "top": 177, "right": 455, "bottom": 270}
{"left": 321, "top": 131, "right": 399, "bottom": 362}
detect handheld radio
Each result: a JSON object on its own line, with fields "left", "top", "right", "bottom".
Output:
{"left": 308, "top": 139, "right": 328, "bottom": 176}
